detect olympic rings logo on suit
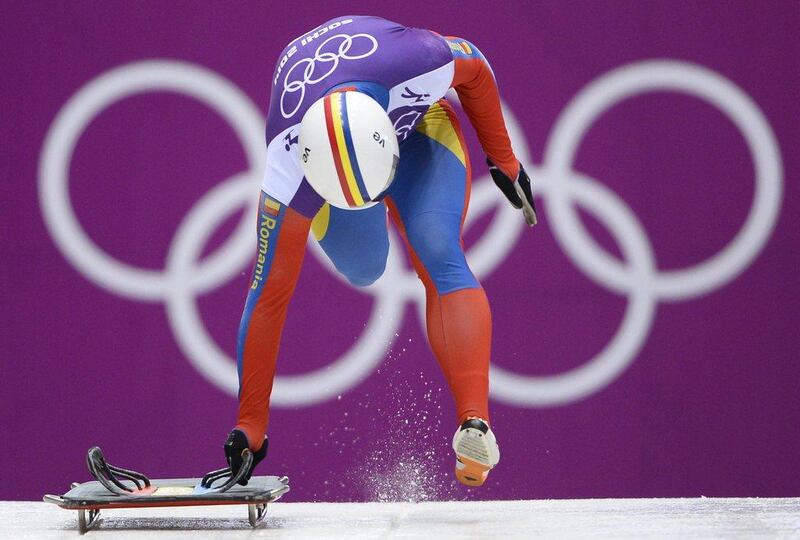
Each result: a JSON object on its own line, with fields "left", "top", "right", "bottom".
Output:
{"left": 38, "top": 59, "right": 783, "bottom": 408}
{"left": 280, "top": 33, "right": 379, "bottom": 118}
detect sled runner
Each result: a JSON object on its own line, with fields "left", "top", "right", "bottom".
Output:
{"left": 44, "top": 447, "right": 289, "bottom": 534}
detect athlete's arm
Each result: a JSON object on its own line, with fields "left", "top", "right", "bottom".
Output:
{"left": 446, "top": 36, "right": 517, "bottom": 178}
{"left": 226, "top": 191, "right": 310, "bottom": 483}
{"left": 445, "top": 36, "right": 537, "bottom": 226}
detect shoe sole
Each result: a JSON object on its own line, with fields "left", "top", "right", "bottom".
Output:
{"left": 454, "top": 428, "right": 494, "bottom": 487}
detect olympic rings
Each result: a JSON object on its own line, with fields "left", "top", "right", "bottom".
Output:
{"left": 38, "top": 59, "right": 783, "bottom": 407}
{"left": 280, "top": 33, "right": 379, "bottom": 118}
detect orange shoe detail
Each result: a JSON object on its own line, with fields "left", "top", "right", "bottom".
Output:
{"left": 455, "top": 455, "right": 492, "bottom": 487}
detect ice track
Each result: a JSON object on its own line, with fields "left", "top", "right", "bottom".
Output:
{"left": 4, "top": 498, "right": 799, "bottom": 538}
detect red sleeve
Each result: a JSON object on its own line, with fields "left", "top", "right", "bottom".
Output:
{"left": 446, "top": 36, "right": 520, "bottom": 179}
{"left": 236, "top": 197, "right": 310, "bottom": 448}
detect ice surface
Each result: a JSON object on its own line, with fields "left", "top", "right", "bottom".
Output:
{"left": 4, "top": 498, "right": 799, "bottom": 538}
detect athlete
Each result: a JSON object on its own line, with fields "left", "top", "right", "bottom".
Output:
{"left": 223, "top": 15, "right": 537, "bottom": 487}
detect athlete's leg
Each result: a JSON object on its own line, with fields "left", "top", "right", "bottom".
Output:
{"left": 385, "top": 101, "right": 492, "bottom": 425}
{"left": 235, "top": 191, "right": 310, "bottom": 450}
{"left": 311, "top": 201, "right": 389, "bottom": 287}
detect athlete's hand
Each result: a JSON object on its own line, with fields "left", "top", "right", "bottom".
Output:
{"left": 224, "top": 429, "right": 267, "bottom": 486}
{"left": 487, "top": 158, "right": 538, "bottom": 226}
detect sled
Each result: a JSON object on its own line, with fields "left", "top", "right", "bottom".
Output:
{"left": 44, "top": 447, "right": 289, "bottom": 534}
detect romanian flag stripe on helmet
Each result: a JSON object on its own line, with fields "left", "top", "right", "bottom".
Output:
{"left": 339, "top": 93, "right": 371, "bottom": 205}
{"left": 322, "top": 93, "right": 368, "bottom": 207}
{"left": 323, "top": 94, "right": 355, "bottom": 207}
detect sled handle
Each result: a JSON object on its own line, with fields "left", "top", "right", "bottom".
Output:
{"left": 86, "top": 446, "right": 151, "bottom": 495}
{"left": 199, "top": 449, "right": 254, "bottom": 493}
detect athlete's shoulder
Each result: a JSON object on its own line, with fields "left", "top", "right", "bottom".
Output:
{"left": 441, "top": 35, "right": 489, "bottom": 63}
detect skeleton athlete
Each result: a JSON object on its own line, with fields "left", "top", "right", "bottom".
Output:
{"left": 223, "top": 15, "right": 537, "bottom": 487}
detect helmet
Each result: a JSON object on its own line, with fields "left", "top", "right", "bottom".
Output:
{"left": 298, "top": 91, "right": 399, "bottom": 209}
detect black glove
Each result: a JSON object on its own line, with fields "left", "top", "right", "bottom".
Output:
{"left": 224, "top": 429, "right": 268, "bottom": 486}
{"left": 487, "top": 158, "right": 538, "bottom": 226}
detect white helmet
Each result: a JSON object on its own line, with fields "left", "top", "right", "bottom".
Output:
{"left": 298, "top": 91, "right": 399, "bottom": 209}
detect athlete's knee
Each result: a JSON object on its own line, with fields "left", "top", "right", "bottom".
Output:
{"left": 318, "top": 203, "right": 389, "bottom": 287}
{"left": 415, "top": 226, "right": 457, "bottom": 263}
{"left": 406, "top": 214, "right": 478, "bottom": 293}
{"left": 334, "top": 252, "right": 387, "bottom": 287}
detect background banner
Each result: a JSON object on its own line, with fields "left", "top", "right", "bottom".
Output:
{"left": 2, "top": 1, "right": 798, "bottom": 501}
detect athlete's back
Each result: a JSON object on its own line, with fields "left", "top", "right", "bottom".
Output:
{"left": 267, "top": 16, "right": 453, "bottom": 141}
{"left": 262, "top": 15, "right": 526, "bottom": 214}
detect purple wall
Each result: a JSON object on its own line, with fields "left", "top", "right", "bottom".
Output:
{"left": 2, "top": 1, "right": 799, "bottom": 501}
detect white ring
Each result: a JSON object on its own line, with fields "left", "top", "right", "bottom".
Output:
{"left": 38, "top": 60, "right": 264, "bottom": 301}
{"left": 544, "top": 60, "right": 783, "bottom": 300}
{"left": 490, "top": 171, "right": 657, "bottom": 405}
